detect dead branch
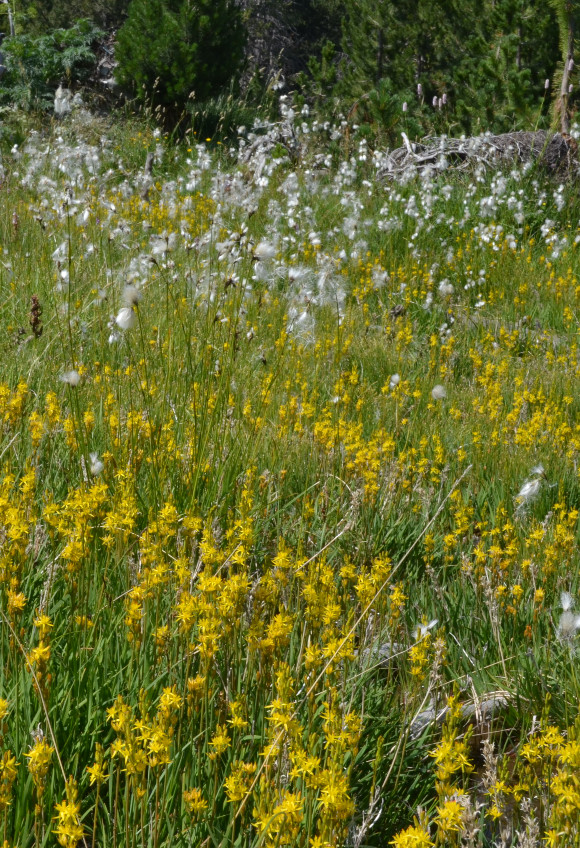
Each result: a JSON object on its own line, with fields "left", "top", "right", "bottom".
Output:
{"left": 377, "top": 130, "right": 579, "bottom": 180}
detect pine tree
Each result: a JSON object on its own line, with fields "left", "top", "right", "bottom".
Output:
{"left": 338, "top": 0, "right": 560, "bottom": 134}
{"left": 451, "top": 0, "right": 559, "bottom": 132}
{"left": 340, "top": 0, "right": 396, "bottom": 94}
{"left": 115, "top": 0, "right": 245, "bottom": 112}
{"left": 20, "top": 0, "right": 130, "bottom": 31}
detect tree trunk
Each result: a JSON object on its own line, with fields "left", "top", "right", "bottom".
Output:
{"left": 3, "top": 1, "right": 15, "bottom": 37}
{"left": 559, "top": 16, "right": 574, "bottom": 134}
{"left": 376, "top": 26, "right": 384, "bottom": 85}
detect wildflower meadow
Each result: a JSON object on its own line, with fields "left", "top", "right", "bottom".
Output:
{"left": 0, "top": 104, "right": 580, "bottom": 847}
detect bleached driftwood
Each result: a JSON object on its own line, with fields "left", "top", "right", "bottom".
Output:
{"left": 377, "top": 130, "right": 579, "bottom": 179}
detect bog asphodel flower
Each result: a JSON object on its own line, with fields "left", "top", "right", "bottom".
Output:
{"left": 53, "top": 777, "right": 84, "bottom": 848}
{"left": 183, "top": 787, "right": 208, "bottom": 817}
{"left": 390, "top": 823, "right": 433, "bottom": 847}
{"left": 25, "top": 738, "right": 53, "bottom": 798}
{"left": 86, "top": 743, "right": 107, "bottom": 786}
{"left": 208, "top": 724, "right": 231, "bottom": 759}
{"left": 0, "top": 751, "right": 18, "bottom": 811}
{"left": 435, "top": 798, "right": 464, "bottom": 837}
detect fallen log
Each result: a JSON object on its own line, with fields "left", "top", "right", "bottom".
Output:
{"left": 377, "top": 130, "right": 579, "bottom": 179}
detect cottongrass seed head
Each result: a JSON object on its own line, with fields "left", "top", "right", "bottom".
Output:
{"left": 515, "top": 465, "right": 546, "bottom": 516}
{"left": 431, "top": 384, "right": 447, "bottom": 400}
{"left": 557, "top": 591, "right": 580, "bottom": 644}
{"left": 89, "top": 453, "right": 104, "bottom": 476}
{"left": 122, "top": 285, "right": 142, "bottom": 308}
{"left": 60, "top": 370, "right": 81, "bottom": 387}
{"left": 116, "top": 306, "right": 137, "bottom": 331}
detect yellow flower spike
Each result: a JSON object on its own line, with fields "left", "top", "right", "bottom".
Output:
{"left": 559, "top": 740, "right": 580, "bottom": 768}
{"left": 158, "top": 685, "right": 183, "bottom": 715}
{"left": 183, "top": 787, "right": 208, "bottom": 817}
{"left": 317, "top": 766, "right": 354, "bottom": 820}
{"left": 389, "top": 823, "right": 433, "bottom": 847}
{"left": 86, "top": 744, "right": 107, "bottom": 787}
{"left": 435, "top": 798, "right": 464, "bottom": 836}
{"left": 74, "top": 615, "right": 94, "bottom": 629}
{"left": 6, "top": 590, "right": 26, "bottom": 618}
{"left": 53, "top": 777, "right": 84, "bottom": 848}
{"left": 25, "top": 739, "right": 53, "bottom": 796}
{"left": 208, "top": 724, "right": 231, "bottom": 759}
{"left": 34, "top": 614, "right": 53, "bottom": 641}
{"left": 309, "top": 838, "right": 332, "bottom": 848}
{"left": 0, "top": 751, "right": 19, "bottom": 811}
{"left": 45, "top": 392, "right": 61, "bottom": 427}
{"left": 228, "top": 700, "right": 249, "bottom": 731}
{"left": 224, "top": 761, "right": 256, "bottom": 803}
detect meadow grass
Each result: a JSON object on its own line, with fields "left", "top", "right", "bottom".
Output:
{"left": 0, "top": 107, "right": 579, "bottom": 847}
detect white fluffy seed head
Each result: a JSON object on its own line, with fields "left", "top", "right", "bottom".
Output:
{"left": 89, "top": 452, "right": 104, "bottom": 476}
{"left": 254, "top": 241, "right": 276, "bottom": 261}
{"left": 60, "top": 370, "right": 81, "bottom": 387}
{"left": 52, "top": 240, "right": 69, "bottom": 263}
{"left": 557, "top": 610, "right": 580, "bottom": 643}
{"left": 389, "top": 373, "right": 400, "bottom": 390}
{"left": 412, "top": 619, "right": 438, "bottom": 640}
{"left": 517, "top": 478, "right": 541, "bottom": 503}
{"left": 561, "top": 591, "right": 574, "bottom": 612}
{"left": 122, "top": 285, "right": 142, "bottom": 308}
{"left": 116, "top": 306, "right": 137, "bottom": 331}
{"left": 431, "top": 384, "right": 447, "bottom": 400}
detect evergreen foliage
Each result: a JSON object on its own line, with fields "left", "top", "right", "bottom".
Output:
{"left": 335, "top": 0, "right": 561, "bottom": 135}
{"left": 19, "top": 0, "right": 130, "bottom": 32}
{"left": 115, "top": 0, "right": 245, "bottom": 113}
{"left": 0, "top": 0, "right": 575, "bottom": 139}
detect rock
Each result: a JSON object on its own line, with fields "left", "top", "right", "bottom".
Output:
{"left": 410, "top": 692, "right": 511, "bottom": 739}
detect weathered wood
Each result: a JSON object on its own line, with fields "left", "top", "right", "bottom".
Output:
{"left": 378, "top": 130, "right": 579, "bottom": 179}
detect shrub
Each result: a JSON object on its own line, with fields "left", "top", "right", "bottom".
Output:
{"left": 20, "top": 0, "right": 130, "bottom": 32}
{"left": 115, "top": 0, "right": 245, "bottom": 116}
{"left": 0, "top": 19, "right": 103, "bottom": 111}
